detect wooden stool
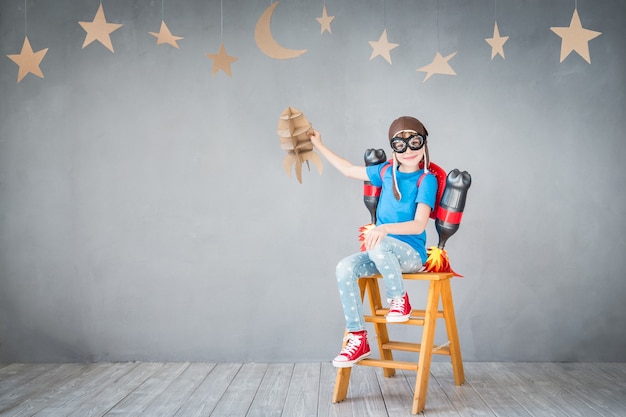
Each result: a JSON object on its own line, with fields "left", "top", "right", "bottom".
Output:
{"left": 332, "top": 272, "right": 465, "bottom": 414}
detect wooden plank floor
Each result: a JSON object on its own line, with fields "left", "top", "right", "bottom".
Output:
{"left": 0, "top": 362, "right": 625, "bottom": 417}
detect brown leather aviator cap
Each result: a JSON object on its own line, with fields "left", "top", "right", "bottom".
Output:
{"left": 388, "top": 116, "right": 428, "bottom": 140}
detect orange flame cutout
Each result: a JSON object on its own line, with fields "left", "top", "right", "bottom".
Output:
{"left": 358, "top": 224, "right": 376, "bottom": 251}
{"left": 423, "top": 246, "right": 463, "bottom": 277}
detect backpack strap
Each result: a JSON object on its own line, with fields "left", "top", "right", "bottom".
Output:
{"left": 379, "top": 161, "right": 391, "bottom": 180}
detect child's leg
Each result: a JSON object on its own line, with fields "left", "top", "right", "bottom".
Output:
{"left": 335, "top": 251, "right": 379, "bottom": 332}
{"left": 368, "top": 237, "right": 422, "bottom": 300}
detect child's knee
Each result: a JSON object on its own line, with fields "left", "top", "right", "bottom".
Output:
{"left": 335, "top": 259, "right": 351, "bottom": 281}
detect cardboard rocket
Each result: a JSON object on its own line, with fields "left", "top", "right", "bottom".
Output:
{"left": 277, "top": 107, "right": 323, "bottom": 183}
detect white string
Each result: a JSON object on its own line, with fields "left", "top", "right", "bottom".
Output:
{"left": 24, "top": 0, "right": 27, "bottom": 35}
{"left": 220, "top": 0, "right": 223, "bottom": 41}
{"left": 161, "top": 0, "right": 164, "bottom": 20}
{"left": 383, "top": 0, "right": 386, "bottom": 27}
{"left": 436, "top": 0, "right": 440, "bottom": 50}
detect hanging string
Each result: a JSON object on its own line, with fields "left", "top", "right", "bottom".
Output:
{"left": 383, "top": 0, "right": 386, "bottom": 27}
{"left": 24, "top": 0, "right": 27, "bottom": 35}
{"left": 220, "top": 0, "right": 223, "bottom": 41}
{"left": 494, "top": 0, "right": 497, "bottom": 21}
{"left": 436, "top": 0, "right": 440, "bottom": 50}
{"left": 161, "top": 0, "right": 164, "bottom": 20}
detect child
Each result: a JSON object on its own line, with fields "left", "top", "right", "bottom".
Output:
{"left": 309, "top": 116, "right": 438, "bottom": 368}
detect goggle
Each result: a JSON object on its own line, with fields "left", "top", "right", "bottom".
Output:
{"left": 390, "top": 134, "right": 426, "bottom": 153}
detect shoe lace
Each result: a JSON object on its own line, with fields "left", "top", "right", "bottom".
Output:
{"left": 388, "top": 296, "right": 405, "bottom": 312}
{"left": 340, "top": 333, "right": 362, "bottom": 356}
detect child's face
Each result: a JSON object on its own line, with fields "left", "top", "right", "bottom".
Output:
{"left": 391, "top": 131, "right": 426, "bottom": 168}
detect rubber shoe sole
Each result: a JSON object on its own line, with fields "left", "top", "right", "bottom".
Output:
{"left": 386, "top": 313, "right": 410, "bottom": 323}
{"left": 332, "top": 350, "right": 371, "bottom": 368}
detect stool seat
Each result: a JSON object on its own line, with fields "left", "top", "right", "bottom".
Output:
{"left": 332, "top": 271, "right": 464, "bottom": 414}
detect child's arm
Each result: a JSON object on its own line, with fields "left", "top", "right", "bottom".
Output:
{"left": 309, "top": 129, "right": 369, "bottom": 181}
{"left": 362, "top": 203, "right": 432, "bottom": 250}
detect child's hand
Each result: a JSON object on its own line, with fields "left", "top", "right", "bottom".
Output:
{"left": 363, "top": 225, "right": 388, "bottom": 250}
{"left": 309, "top": 129, "right": 322, "bottom": 148}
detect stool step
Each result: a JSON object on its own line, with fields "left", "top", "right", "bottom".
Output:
{"left": 375, "top": 309, "right": 445, "bottom": 319}
{"left": 364, "top": 315, "right": 425, "bottom": 325}
{"left": 357, "top": 358, "right": 419, "bottom": 371}
{"left": 383, "top": 341, "right": 452, "bottom": 356}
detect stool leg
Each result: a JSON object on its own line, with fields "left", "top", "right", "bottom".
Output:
{"left": 412, "top": 280, "right": 441, "bottom": 414}
{"left": 332, "top": 367, "right": 351, "bottom": 403}
{"left": 441, "top": 279, "right": 465, "bottom": 386}
{"left": 361, "top": 278, "right": 395, "bottom": 377}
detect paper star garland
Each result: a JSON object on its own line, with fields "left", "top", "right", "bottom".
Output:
{"left": 417, "top": 51, "right": 457, "bottom": 82}
{"left": 485, "top": 21, "right": 509, "bottom": 59}
{"left": 7, "top": 36, "right": 49, "bottom": 83}
{"left": 149, "top": 20, "right": 184, "bottom": 48}
{"left": 78, "top": 4, "right": 123, "bottom": 53}
{"left": 368, "top": 29, "right": 398, "bottom": 64}
{"left": 550, "top": 9, "right": 601, "bottom": 64}
{"left": 316, "top": 5, "right": 335, "bottom": 35}
{"left": 207, "top": 43, "right": 238, "bottom": 77}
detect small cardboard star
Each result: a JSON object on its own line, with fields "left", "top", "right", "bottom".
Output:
{"left": 7, "top": 36, "right": 49, "bottom": 83}
{"left": 316, "top": 5, "right": 335, "bottom": 35}
{"left": 485, "top": 21, "right": 509, "bottom": 60}
{"left": 550, "top": 9, "right": 601, "bottom": 64}
{"left": 417, "top": 51, "right": 457, "bottom": 82}
{"left": 207, "top": 43, "right": 238, "bottom": 77}
{"left": 78, "top": 3, "right": 123, "bottom": 53}
{"left": 368, "top": 29, "right": 398, "bottom": 64}
{"left": 149, "top": 20, "right": 184, "bottom": 48}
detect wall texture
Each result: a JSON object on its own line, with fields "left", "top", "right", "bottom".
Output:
{"left": 1, "top": 0, "right": 625, "bottom": 363}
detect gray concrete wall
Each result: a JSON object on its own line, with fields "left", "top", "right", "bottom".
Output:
{"left": 1, "top": 0, "right": 624, "bottom": 363}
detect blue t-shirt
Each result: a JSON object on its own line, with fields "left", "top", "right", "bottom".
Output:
{"left": 365, "top": 163, "right": 437, "bottom": 263}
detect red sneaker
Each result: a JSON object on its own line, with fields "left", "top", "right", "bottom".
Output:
{"left": 332, "top": 331, "right": 371, "bottom": 368}
{"left": 386, "top": 292, "right": 412, "bottom": 322}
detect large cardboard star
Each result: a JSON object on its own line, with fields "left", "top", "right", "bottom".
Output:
{"left": 368, "top": 29, "right": 398, "bottom": 64}
{"left": 78, "top": 4, "right": 123, "bottom": 53}
{"left": 207, "top": 43, "right": 238, "bottom": 77}
{"left": 485, "top": 21, "right": 509, "bottom": 60}
{"left": 417, "top": 51, "right": 457, "bottom": 82}
{"left": 550, "top": 9, "right": 601, "bottom": 64}
{"left": 7, "top": 36, "right": 48, "bottom": 83}
{"left": 149, "top": 20, "right": 184, "bottom": 48}
{"left": 316, "top": 5, "right": 335, "bottom": 35}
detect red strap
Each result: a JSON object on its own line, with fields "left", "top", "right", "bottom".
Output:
{"left": 417, "top": 172, "right": 427, "bottom": 186}
{"left": 436, "top": 208, "right": 463, "bottom": 224}
{"left": 364, "top": 184, "right": 381, "bottom": 197}
{"left": 380, "top": 162, "right": 391, "bottom": 179}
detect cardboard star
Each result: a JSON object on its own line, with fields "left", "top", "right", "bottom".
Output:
{"left": 417, "top": 51, "right": 457, "bottom": 82}
{"left": 207, "top": 43, "right": 238, "bottom": 77}
{"left": 368, "top": 29, "right": 398, "bottom": 64}
{"left": 485, "top": 21, "right": 509, "bottom": 59}
{"left": 316, "top": 5, "right": 335, "bottom": 35}
{"left": 149, "top": 20, "right": 184, "bottom": 48}
{"left": 78, "top": 4, "right": 123, "bottom": 53}
{"left": 7, "top": 36, "right": 49, "bottom": 83}
{"left": 550, "top": 9, "right": 601, "bottom": 64}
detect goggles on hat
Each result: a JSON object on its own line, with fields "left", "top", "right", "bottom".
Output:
{"left": 390, "top": 134, "right": 426, "bottom": 153}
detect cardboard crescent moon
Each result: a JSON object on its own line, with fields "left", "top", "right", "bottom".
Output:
{"left": 255, "top": 2, "right": 307, "bottom": 60}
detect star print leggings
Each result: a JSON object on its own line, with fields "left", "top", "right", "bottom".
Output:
{"left": 336, "top": 236, "right": 423, "bottom": 332}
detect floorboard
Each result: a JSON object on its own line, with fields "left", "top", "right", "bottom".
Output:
{"left": 246, "top": 363, "right": 293, "bottom": 417}
{"left": 0, "top": 362, "right": 625, "bottom": 417}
